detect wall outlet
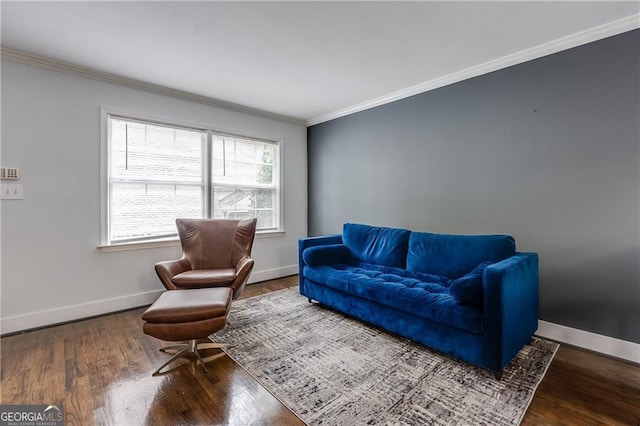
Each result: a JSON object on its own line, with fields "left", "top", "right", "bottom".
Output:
{"left": 1, "top": 183, "right": 24, "bottom": 200}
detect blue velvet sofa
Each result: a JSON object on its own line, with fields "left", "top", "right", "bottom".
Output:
{"left": 298, "top": 223, "right": 539, "bottom": 379}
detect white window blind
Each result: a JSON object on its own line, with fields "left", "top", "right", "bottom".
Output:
{"left": 103, "top": 113, "right": 281, "bottom": 245}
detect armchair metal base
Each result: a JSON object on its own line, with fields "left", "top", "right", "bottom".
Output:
{"left": 153, "top": 339, "right": 228, "bottom": 375}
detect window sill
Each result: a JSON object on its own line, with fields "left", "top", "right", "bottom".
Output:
{"left": 98, "top": 238, "right": 180, "bottom": 253}
{"left": 255, "top": 230, "right": 286, "bottom": 239}
{"left": 98, "top": 230, "right": 285, "bottom": 252}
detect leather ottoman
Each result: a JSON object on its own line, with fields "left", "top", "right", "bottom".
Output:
{"left": 142, "top": 287, "right": 232, "bottom": 375}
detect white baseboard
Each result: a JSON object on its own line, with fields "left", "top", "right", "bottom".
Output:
{"left": 0, "top": 265, "right": 299, "bottom": 335}
{"left": 1, "top": 289, "right": 164, "bottom": 335}
{"left": 537, "top": 320, "right": 640, "bottom": 364}
{"left": 248, "top": 264, "right": 298, "bottom": 284}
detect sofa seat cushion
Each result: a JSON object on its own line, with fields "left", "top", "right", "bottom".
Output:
{"left": 172, "top": 269, "right": 236, "bottom": 287}
{"left": 304, "top": 264, "right": 483, "bottom": 334}
{"left": 348, "top": 262, "right": 453, "bottom": 287}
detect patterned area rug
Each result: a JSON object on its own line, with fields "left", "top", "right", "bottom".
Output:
{"left": 210, "top": 287, "right": 558, "bottom": 425}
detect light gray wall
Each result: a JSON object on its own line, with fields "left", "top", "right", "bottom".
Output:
{"left": 308, "top": 30, "right": 639, "bottom": 344}
{"left": 1, "top": 59, "right": 307, "bottom": 332}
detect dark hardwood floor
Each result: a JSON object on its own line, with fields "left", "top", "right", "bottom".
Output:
{"left": 2, "top": 275, "right": 639, "bottom": 425}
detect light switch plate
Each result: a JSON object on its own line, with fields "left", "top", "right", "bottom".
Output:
{"left": 1, "top": 183, "right": 24, "bottom": 199}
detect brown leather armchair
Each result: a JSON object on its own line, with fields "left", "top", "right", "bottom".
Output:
{"left": 155, "top": 218, "right": 257, "bottom": 299}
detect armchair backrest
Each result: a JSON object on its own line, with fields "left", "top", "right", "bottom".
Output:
{"left": 176, "top": 218, "right": 257, "bottom": 270}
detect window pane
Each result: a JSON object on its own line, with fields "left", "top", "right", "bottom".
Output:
{"left": 110, "top": 182, "right": 203, "bottom": 241}
{"left": 111, "top": 119, "right": 203, "bottom": 183}
{"left": 212, "top": 186, "right": 252, "bottom": 219}
{"left": 212, "top": 186, "right": 276, "bottom": 229}
{"left": 211, "top": 135, "right": 276, "bottom": 186}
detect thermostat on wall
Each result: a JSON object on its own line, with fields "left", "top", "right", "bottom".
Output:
{"left": 0, "top": 167, "right": 20, "bottom": 180}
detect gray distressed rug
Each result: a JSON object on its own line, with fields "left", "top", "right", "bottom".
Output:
{"left": 210, "top": 287, "right": 558, "bottom": 425}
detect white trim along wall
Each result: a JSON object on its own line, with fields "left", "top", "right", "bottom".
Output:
{"left": 307, "top": 13, "right": 640, "bottom": 125}
{"left": 536, "top": 321, "right": 640, "bottom": 364}
{"left": 2, "top": 13, "right": 638, "bottom": 128}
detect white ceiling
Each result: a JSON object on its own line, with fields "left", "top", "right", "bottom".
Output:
{"left": 1, "top": 1, "right": 639, "bottom": 125}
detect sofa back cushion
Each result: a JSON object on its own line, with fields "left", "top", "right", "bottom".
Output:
{"left": 343, "top": 223, "right": 410, "bottom": 268}
{"left": 407, "top": 232, "right": 515, "bottom": 278}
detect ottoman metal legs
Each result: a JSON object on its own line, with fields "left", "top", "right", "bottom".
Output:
{"left": 154, "top": 340, "right": 228, "bottom": 375}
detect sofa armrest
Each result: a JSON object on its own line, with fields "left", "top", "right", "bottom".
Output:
{"left": 298, "top": 234, "right": 343, "bottom": 290}
{"left": 483, "top": 252, "right": 539, "bottom": 373}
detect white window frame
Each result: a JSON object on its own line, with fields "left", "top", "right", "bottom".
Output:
{"left": 99, "top": 108, "right": 284, "bottom": 251}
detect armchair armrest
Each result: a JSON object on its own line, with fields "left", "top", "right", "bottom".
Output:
{"left": 483, "top": 252, "right": 539, "bottom": 373}
{"left": 232, "top": 255, "right": 255, "bottom": 299}
{"left": 154, "top": 257, "right": 192, "bottom": 290}
{"left": 298, "top": 234, "right": 343, "bottom": 290}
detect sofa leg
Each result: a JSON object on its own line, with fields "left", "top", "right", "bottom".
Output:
{"left": 494, "top": 370, "right": 503, "bottom": 381}
{"left": 308, "top": 298, "right": 312, "bottom": 303}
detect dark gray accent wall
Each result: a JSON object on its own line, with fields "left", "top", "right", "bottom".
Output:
{"left": 307, "top": 30, "right": 640, "bottom": 344}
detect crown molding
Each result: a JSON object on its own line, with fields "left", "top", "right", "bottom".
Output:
{"left": 2, "top": 12, "right": 638, "bottom": 128}
{"left": 307, "top": 13, "right": 640, "bottom": 127}
{"left": 0, "top": 47, "right": 306, "bottom": 127}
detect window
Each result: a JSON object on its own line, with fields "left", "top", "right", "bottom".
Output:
{"left": 102, "top": 112, "right": 281, "bottom": 246}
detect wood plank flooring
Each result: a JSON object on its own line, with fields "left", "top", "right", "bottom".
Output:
{"left": 2, "top": 275, "right": 639, "bottom": 425}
